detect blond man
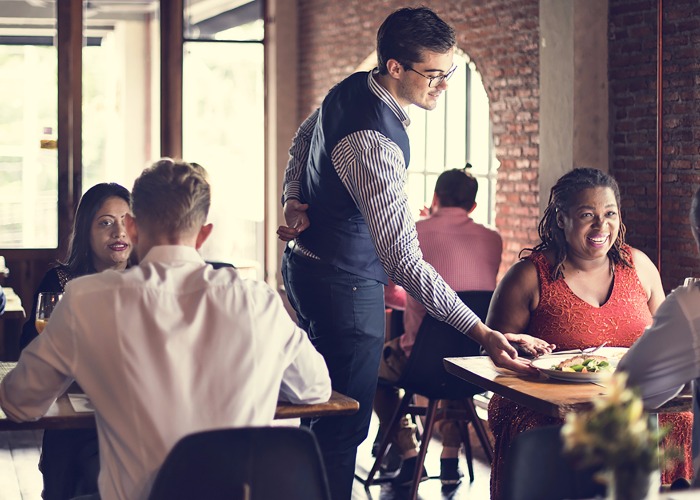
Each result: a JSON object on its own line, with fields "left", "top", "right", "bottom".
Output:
{"left": 0, "top": 159, "right": 331, "bottom": 500}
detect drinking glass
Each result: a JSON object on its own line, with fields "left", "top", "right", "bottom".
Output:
{"left": 36, "top": 292, "right": 62, "bottom": 334}
{"left": 684, "top": 277, "right": 700, "bottom": 287}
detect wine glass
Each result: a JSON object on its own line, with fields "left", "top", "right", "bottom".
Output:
{"left": 36, "top": 292, "right": 63, "bottom": 334}
{"left": 684, "top": 277, "right": 700, "bottom": 287}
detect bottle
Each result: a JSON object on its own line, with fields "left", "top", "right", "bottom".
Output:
{"left": 40, "top": 126, "right": 57, "bottom": 150}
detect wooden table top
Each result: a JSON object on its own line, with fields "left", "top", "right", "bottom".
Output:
{"left": 444, "top": 356, "right": 692, "bottom": 419}
{"left": 0, "top": 362, "right": 358, "bottom": 430}
{"left": 2, "top": 288, "right": 25, "bottom": 320}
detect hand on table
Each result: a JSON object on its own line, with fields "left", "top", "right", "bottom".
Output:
{"left": 277, "top": 199, "right": 310, "bottom": 242}
{"left": 471, "top": 322, "right": 538, "bottom": 375}
{"left": 505, "top": 333, "right": 555, "bottom": 358}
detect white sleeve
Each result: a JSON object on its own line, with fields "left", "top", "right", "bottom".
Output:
{"left": 618, "top": 289, "right": 700, "bottom": 409}
{"left": 249, "top": 281, "right": 331, "bottom": 405}
{"left": 0, "top": 294, "right": 75, "bottom": 421}
{"left": 278, "top": 325, "right": 332, "bottom": 404}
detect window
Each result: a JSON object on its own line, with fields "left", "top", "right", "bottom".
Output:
{"left": 82, "top": 16, "right": 159, "bottom": 192}
{"left": 406, "top": 50, "right": 498, "bottom": 226}
{"left": 0, "top": 16, "right": 58, "bottom": 248}
{"left": 183, "top": 2, "right": 264, "bottom": 278}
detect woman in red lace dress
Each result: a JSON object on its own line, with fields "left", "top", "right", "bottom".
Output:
{"left": 486, "top": 168, "right": 693, "bottom": 499}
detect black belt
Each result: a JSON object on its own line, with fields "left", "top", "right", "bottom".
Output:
{"left": 288, "top": 241, "right": 321, "bottom": 263}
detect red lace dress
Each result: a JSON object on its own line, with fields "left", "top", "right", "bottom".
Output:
{"left": 487, "top": 250, "right": 693, "bottom": 499}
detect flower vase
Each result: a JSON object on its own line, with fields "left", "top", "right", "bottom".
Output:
{"left": 607, "top": 467, "right": 660, "bottom": 500}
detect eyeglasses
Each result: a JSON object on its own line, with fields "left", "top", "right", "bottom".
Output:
{"left": 404, "top": 65, "right": 457, "bottom": 88}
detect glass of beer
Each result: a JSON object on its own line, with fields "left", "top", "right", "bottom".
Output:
{"left": 36, "top": 292, "right": 63, "bottom": 334}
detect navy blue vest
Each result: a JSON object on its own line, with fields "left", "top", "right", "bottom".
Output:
{"left": 299, "top": 72, "right": 410, "bottom": 284}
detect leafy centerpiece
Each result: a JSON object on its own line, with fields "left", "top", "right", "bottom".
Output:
{"left": 561, "top": 372, "right": 669, "bottom": 500}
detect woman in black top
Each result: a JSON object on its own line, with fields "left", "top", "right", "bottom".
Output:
{"left": 20, "top": 182, "right": 133, "bottom": 500}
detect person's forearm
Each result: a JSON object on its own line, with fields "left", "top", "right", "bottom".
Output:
{"left": 283, "top": 109, "right": 318, "bottom": 204}
{"left": 331, "top": 132, "right": 480, "bottom": 336}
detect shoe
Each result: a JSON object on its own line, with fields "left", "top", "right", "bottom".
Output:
{"left": 379, "top": 444, "right": 402, "bottom": 474}
{"left": 440, "top": 458, "right": 463, "bottom": 486}
{"left": 393, "top": 456, "right": 428, "bottom": 487}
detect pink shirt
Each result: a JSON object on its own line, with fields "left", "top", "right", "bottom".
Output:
{"left": 399, "top": 207, "right": 502, "bottom": 356}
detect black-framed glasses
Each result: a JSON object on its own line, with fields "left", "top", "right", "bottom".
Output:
{"left": 404, "top": 64, "right": 457, "bottom": 88}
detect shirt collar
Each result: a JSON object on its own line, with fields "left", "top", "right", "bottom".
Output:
{"left": 432, "top": 207, "right": 474, "bottom": 220}
{"left": 368, "top": 69, "right": 411, "bottom": 127}
{"left": 140, "top": 245, "right": 206, "bottom": 266}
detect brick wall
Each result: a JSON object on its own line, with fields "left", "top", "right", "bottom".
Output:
{"left": 296, "top": 0, "right": 541, "bottom": 273}
{"left": 297, "top": 0, "right": 700, "bottom": 290}
{"left": 609, "top": 0, "right": 700, "bottom": 290}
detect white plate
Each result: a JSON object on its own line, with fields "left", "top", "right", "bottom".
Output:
{"left": 531, "top": 347, "right": 628, "bottom": 382}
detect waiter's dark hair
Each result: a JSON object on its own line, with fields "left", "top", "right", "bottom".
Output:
{"left": 376, "top": 6, "right": 455, "bottom": 75}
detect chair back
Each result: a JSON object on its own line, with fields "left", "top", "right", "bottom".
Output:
{"left": 148, "top": 427, "right": 331, "bottom": 500}
{"left": 399, "top": 290, "right": 493, "bottom": 400}
{"left": 206, "top": 260, "right": 236, "bottom": 270}
{"left": 503, "top": 425, "right": 604, "bottom": 500}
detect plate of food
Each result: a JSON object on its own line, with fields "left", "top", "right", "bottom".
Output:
{"left": 531, "top": 347, "right": 628, "bottom": 382}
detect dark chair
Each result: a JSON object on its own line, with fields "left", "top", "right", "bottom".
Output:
{"left": 206, "top": 260, "right": 236, "bottom": 270}
{"left": 148, "top": 427, "right": 331, "bottom": 500}
{"left": 502, "top": 425, "right": 605, "bottom": 500}
{"left": 365, "top": 290, "right": 495, "bottom": 500}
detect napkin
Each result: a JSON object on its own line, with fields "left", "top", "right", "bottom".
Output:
{"left": 67, "top": 394, "right": 94, "bottom": 413}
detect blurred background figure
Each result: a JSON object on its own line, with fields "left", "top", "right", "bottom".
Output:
{"left": 374, "top": 167, "right": 503, "bottom": 487}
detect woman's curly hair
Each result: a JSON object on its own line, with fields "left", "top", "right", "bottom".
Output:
{"left": 520, "top": 167, "right": 632, "bottom": 280}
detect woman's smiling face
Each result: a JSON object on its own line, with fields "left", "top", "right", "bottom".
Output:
{"left": 557, "top": 186, "right": 621, "bottom": 262}
{"left": 89, "top": 196, "right": 132, "bottom": 272}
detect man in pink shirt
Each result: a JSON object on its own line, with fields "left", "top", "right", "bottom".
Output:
{"left": 374, "top": 167, "right": 502, "bottom": 487}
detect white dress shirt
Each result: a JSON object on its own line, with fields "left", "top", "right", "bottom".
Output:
{"left": 0, "top": 246, "right": 331, "bottom": 500}
{"left": 618, "top": 283, "right": 700, "bottom": 485}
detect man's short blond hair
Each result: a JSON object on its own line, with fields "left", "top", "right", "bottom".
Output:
{"left": 131, "top": 159, "right": 211, "bottom": 238}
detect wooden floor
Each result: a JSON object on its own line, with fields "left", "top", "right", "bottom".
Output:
{"left": 0, "top": 416, "right": 492, "bottom": 500}
{"left": 353, "top": 413, "right": 492, "bottom": 500}
{"left": 0, "top": 430, "right": 43, "bottom": 500}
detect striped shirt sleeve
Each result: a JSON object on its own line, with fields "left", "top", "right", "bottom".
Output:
{"left": 282, "top": 108, "right": 319, "bottom": 205}
{"left": 331, "top": 130, "right": 481, "bottom": 335}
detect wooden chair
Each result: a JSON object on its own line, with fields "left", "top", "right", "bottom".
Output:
{"left": 148, "top": 427, "right": 331, "bottom": 500}
{"left": 365, "top": 290, "right": 495, "bottom": 500}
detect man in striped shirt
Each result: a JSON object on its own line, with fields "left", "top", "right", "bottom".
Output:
{"left": 277, "top": 7, "right": 551, "bottom": 499}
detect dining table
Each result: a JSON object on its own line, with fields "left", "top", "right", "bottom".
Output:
{"left": 443, "top": 354, "right": 692, "bottom": 418}
{"left": 0, "top": 362, "right": 359, "bottom": 431}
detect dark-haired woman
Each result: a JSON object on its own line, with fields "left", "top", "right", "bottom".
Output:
{"left": 20, "top": 182, "right": 132, "bottom": 500}
{"left": 485, "top": 168, "right": 691, "bottom": 498}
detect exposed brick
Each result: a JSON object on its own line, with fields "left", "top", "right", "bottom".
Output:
{"left": 297, "top": 0, "right": 698, "bottom": 289}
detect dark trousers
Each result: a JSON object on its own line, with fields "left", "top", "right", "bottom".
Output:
{"left": 282, "top": 247, "right": 385, "bottom": 500}
{"left": 41, "top": 428, "right": 100, "bottom": 500}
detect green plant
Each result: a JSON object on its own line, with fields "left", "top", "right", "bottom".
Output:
{"left": 561, "top": 372, "right": 670, "bottom": 474}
